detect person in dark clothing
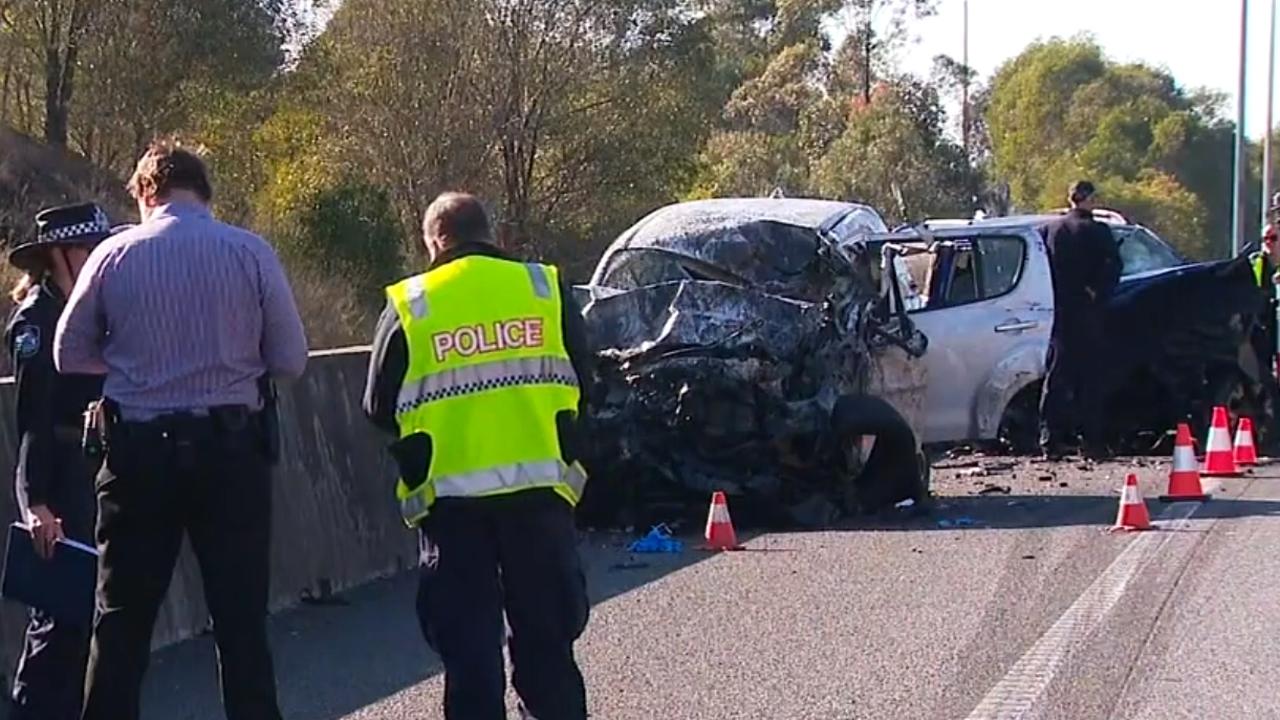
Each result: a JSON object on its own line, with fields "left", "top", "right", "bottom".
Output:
{"left": 363, "top": 192, "right": 594, "bottom": 720}
{"left": 4, "top": 202, "right": 111, "bottom": 720}
{"left": 1040, "top": 181, "right": 1122, "bottom": 460}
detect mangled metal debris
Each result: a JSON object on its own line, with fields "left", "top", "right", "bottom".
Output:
{"left": 574, "top": 198, "right": 932, "bottom": 529}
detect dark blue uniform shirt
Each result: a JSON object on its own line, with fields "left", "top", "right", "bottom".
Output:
{"left": 5, "top": 281, "right": 104, "bottom": 509}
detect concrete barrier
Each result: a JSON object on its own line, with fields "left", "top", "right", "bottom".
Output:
{"left": 0, "top": 347, "right": 415, "bottom": 683}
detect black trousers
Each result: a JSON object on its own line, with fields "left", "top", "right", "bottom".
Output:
{"left": 81, "top": 413, "right": 281, "bottom": 720}
{"left": 1040, "top": 312, "right": 1108, "bottom": 450}
{"left": 10, "top": 440, "right": 96, "bottom": 720}
{"left": 416, "top": 489, "right": 589, "bottom": 720}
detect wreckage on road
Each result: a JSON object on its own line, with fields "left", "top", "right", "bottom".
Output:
{"left": 573, "top": 198, "right": 932, "bottom": 529}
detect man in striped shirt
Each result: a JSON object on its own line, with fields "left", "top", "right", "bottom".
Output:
{"left": 55, "top": 142, "right": 308, "bottom": 720}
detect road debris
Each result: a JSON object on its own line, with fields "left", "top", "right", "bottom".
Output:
{"left": 933, "top": 459, "right": 980, "bottom": 470}
{"left": 977, "top": 484, "right": 1012, "bottom": 496}
{"left": 627, "top": 525, "right": 684, "bottom": 554}
{"left": 937, "top": 517, "right": 979, "bottom": 528}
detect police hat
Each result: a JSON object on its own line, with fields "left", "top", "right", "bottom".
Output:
{"left": 8, "top": 202, "right": 112, "bottom": 272}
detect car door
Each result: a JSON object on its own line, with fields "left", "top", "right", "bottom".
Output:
{"left": 870, "top": 229, "right": 1053, "bottom": 444}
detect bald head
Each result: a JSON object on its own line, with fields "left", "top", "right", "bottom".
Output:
{"left": 422, "top": 192, "right": 495, "bottom": 261}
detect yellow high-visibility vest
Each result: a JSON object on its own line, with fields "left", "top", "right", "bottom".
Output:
{"left": 385, "top": 255, "right": 586, "bottom": 526}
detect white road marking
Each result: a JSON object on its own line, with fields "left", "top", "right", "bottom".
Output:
{"left": 964, "top": 499, "right": 1204, "bottom": 720}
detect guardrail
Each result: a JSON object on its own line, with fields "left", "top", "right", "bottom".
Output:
{"left": 0, "top": 346, "right": 416, "bottom": 681}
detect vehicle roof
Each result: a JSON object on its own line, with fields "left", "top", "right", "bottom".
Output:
{"left": 589, "top": 197, "right": 885, "bottom": 292}
{"left": 628, "top": 197, "right": 882, "bottom": 235}
{"left": 918, "top": 208, "right": 1136, "bottom": 231}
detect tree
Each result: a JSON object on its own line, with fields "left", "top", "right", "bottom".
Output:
{"left": 0, "top": 0, "right": 103, "bottom": 145}
{"left": 930, "top": 53, "right": 980, "bottom": 159}
{"left": 295, "top": 0, "right": 718, "bottom": 268}
{"left": 829, "top": 0, "right": 936, "bottom": 105}
{"left": 984, "top": 37, "right": 1234, "bottom": 257}
{"left": 688, "top": 2, "right": 842, "bottom": 199}
{"left": 1099, "top": 171, "right": 1213, "bottom": 260}
{"left": 295, "top": 0, "right": 495, "bottom": 259}
{"left": 811, "top": 77, "right": 974, "bottom": 222}
{"left": 0, "top": 0, "right": 285, "bottom": 167}
{"left": 984, "top": 37, "right": 1106, "bottom": 206}
{"left": 476, "top": 0, "right": 713, "bottom": 253}
{"left": 72, "top": 0, "right": 285, "bottom": 174}
{"left": 246, "top": 104, "right": 404, "bottom": 345}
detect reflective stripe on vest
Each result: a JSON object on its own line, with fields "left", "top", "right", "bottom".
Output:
{"left": 399, "top": 459, "right": 587, "bottom": 521}
{"left": 395, "top": 355, "right": 578, "bottom": 414}
{"left": 406, "top": 274, "right": 429, "bottom": 318}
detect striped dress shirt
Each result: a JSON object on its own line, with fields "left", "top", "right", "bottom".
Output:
{"left": 54, "top": 201, "right": 309, "bottom": 420}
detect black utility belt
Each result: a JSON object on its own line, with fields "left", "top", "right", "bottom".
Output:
{"left": 85, "top": 397, "right": 281, "bottom": 466}
{"left": 112, "top": 406, "right": 261, "bottom": 435}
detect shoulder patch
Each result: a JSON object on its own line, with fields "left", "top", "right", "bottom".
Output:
{"left": 13, "top": 325, "right": 40, "bottom": 359}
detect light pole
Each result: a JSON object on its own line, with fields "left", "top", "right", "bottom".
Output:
{"left": 1264, "top": 0, "right": 1277, "bottom": 234}
{"left": 962, "top": 0, "right": 970, "bottom": 157}
{"left": 1234, "top": 0, "right": 1250, "bottom": 258}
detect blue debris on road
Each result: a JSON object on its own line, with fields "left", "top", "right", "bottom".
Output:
{"left": 628, "top": 524, "right": 684, "bottom": 553}
{"left": 937, "top": 517, "right": 979, "bottom": 529}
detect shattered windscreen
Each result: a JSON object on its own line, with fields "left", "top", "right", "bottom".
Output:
{"left": 590, "top": 198, "right": 879, "bottom": 304}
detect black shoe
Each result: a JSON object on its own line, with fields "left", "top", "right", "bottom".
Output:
{"left": 1082, "top": 444, "right": 1113, "bottom": 462}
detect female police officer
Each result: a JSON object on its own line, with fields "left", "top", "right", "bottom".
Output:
{"left": 5, "top": 202, "right": 112, "bottom": 720}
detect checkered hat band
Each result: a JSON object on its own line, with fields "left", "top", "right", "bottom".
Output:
{"left": 40, "top": 218, "right": 109, "bottom": 243}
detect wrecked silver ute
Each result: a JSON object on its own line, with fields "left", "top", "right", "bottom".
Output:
{"left": 574, "top": 198, "right": 931, "bottom": 529}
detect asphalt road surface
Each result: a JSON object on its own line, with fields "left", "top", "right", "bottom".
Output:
{"left": 143, "top": 455, "right": 1280, "bottom": 719}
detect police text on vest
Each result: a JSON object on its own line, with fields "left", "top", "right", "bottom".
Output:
{"left": 432, "top": 318, "right": 545, "bottom": 362}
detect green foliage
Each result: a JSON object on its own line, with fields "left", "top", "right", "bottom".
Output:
{"left": 811, "top": 78, "right": 974, "bottom": 223}
{"left": 985, "top": 37, "right": 1107, "bottom": 205}
{"left": 689, "top": 130, "right": 812, "bottom": 198}
{"left": 985, "top": 37, "right": 1235, "bottom": 258}
{"left": 0, "top": 0, "right": 285, "bottom": 170}
{"left": 294, "top": 181, "right": 403, "bottom": 292}
{"left": 1097, "top": 171, "right": 1213, "bottom": 260}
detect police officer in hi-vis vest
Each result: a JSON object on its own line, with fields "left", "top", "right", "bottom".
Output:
{"left": 4, "top": 203, "right": 112, "bottom": 720}
{"left": 363, "top": 192, "right": 594, "bottom": 720}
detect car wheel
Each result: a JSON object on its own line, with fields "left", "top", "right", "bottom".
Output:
{"left": 830, "top": 394, "right": 926, "bottom": 513}
{"left": 996, "top": 384, "right": 1042, "bottom": 455}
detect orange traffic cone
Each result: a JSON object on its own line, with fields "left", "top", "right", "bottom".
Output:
{"left": 703, "top": 491, "right": 743, "bottom": 551}
{"left": 1204, "top": 407, "right": 1242, "bottom": 477}
{"left": 1234, "top": 417, "right": 1259, "bottom": 466}
{"left": 1111, "top": 474, "right": 1153, "bottom": 532}
{"left": 1160, "top": 424, "right": 1209, "bottom": 502}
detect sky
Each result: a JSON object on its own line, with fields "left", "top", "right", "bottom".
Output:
{"left": 894, "top": 0, "right": 1278, "bottom": 139}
